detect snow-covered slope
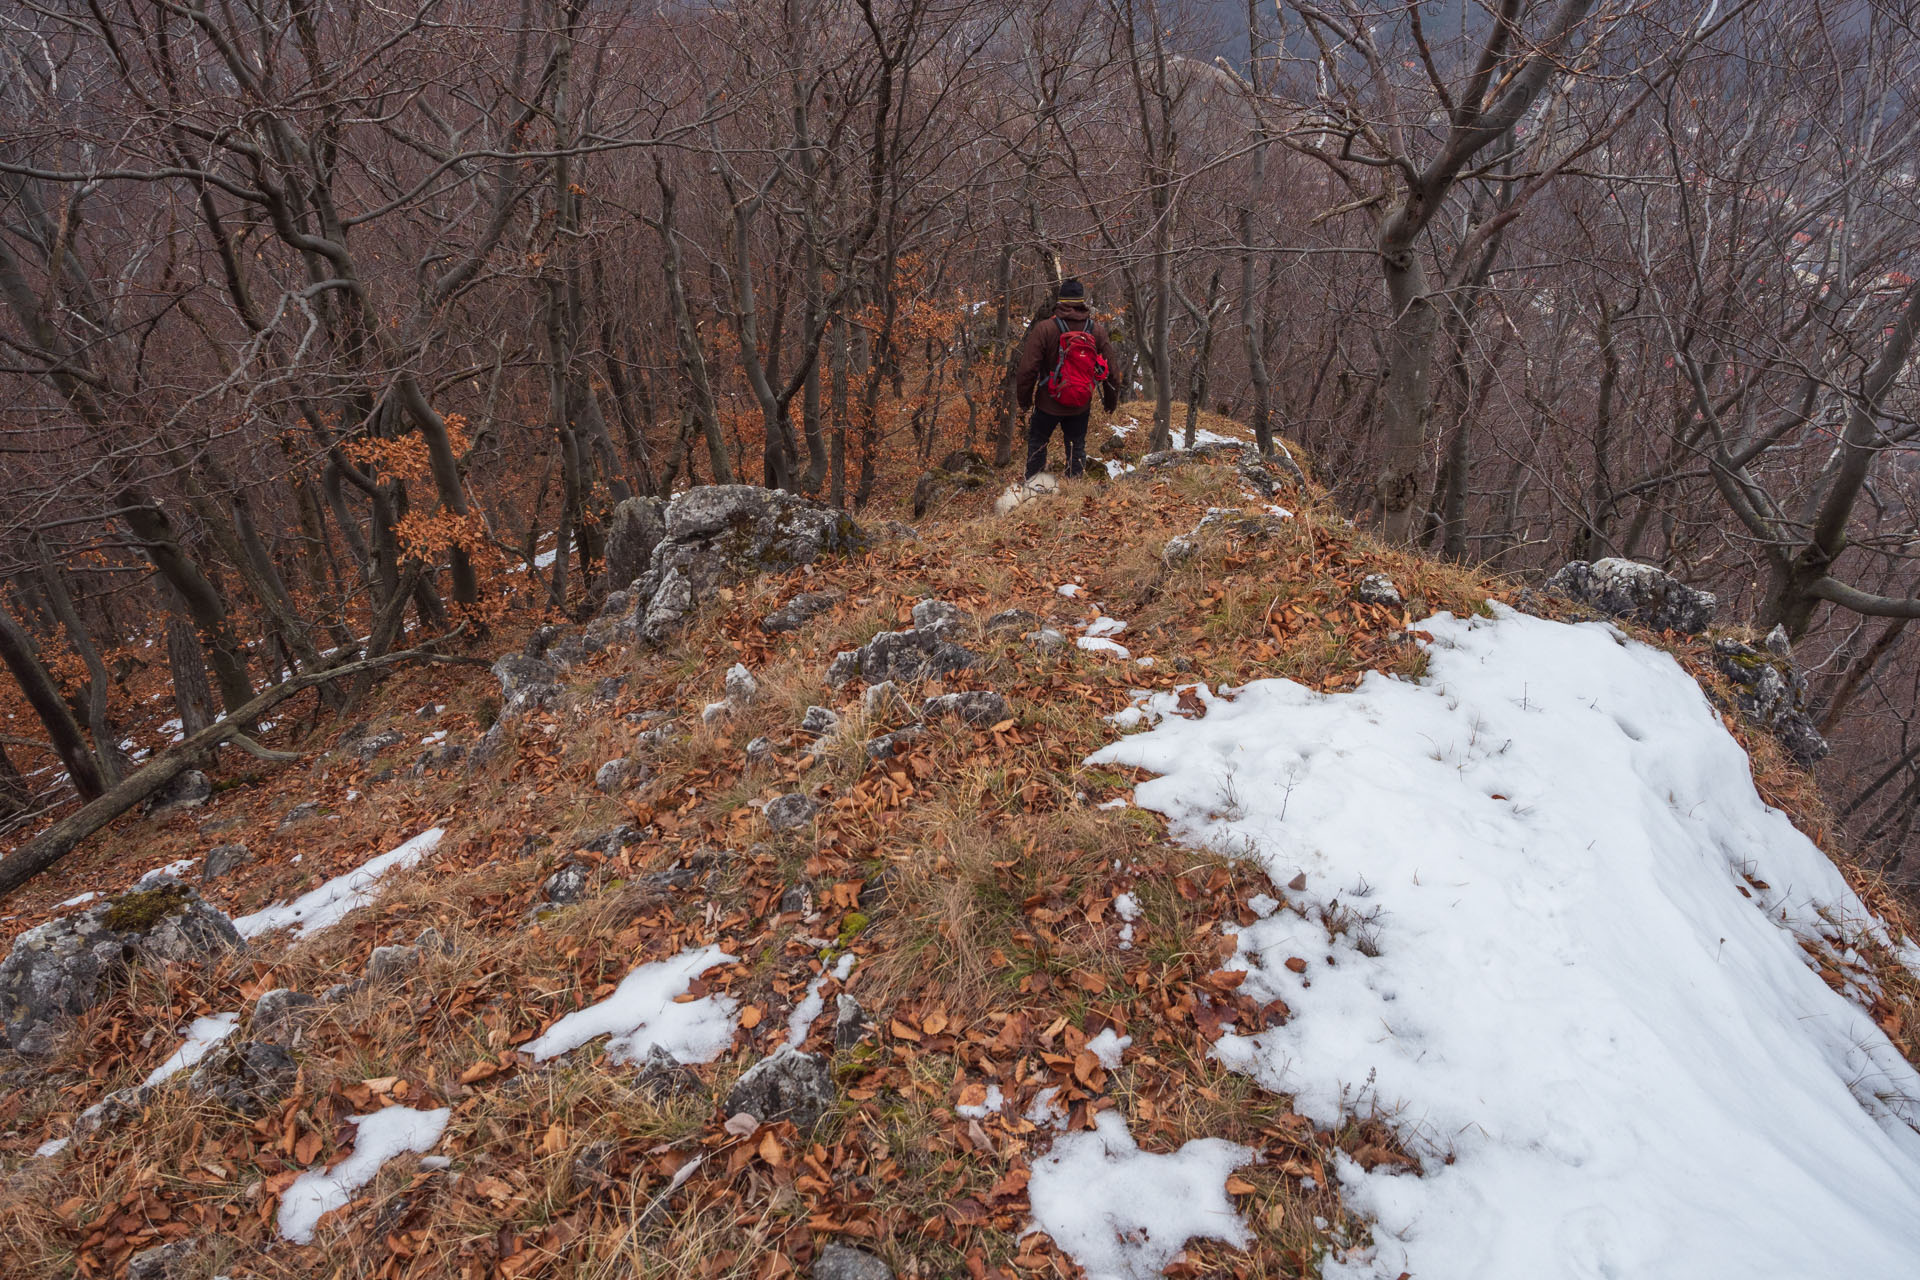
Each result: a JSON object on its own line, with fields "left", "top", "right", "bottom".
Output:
{"left": 1090, "top": 607, "right": 1920, "bottom": 1279}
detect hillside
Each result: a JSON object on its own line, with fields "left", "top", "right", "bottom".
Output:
{"left": 4, "top": 414, "right": 1919, "bottom": 1280}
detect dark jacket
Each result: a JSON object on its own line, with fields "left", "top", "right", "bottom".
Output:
{"left": 1015, "top": 299, "right": 1120, "bottom": 416}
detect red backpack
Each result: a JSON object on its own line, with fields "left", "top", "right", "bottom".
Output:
{"left": 1045, "top": 318, "right": 1107, "bottom": 411}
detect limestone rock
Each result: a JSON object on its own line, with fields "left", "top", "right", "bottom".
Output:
{"left": 148, "top": 768, "right": 212, "bottom": 812}
{"left": 543, "top": 863, "right": 591, "bottom": 905}
{"left": 765, "top": 793, "right": 818, "bottom": 833}
{"left": 1711, "top": 639, "right": 1830, "bottom": 769}
{"left": 186, "top": 1039, "right": 297, "bottom": 1116}
{"left": 638, "top": 566, "right": 695, "bottom": 646}
{"left": 825, "top": 629, "right": 977, "bottom": 688}
{"left": 202, "top": 843, "right": 252, "bottom": 881}
{"left": 1544, "top": 559, "right": 1716, "bottom": 635}
{"left": 726, "top": 1049, "right": 836, "bottom": 1128}
{"left": 814, "top": 1243, "right": 894, "bottom": 1280}
{"left": 364, "top": 945, "right": 419, "bottom": 983}
{"left": 801, "top": 706, "right": 841, "bottom": 737}
{"left": 762, "top": 589, "right": 846, "bottom": 634}
{"left": 492, "top": 653, "right": 562, "bottom": 719}
{"left": 921, "top": 691, "right": 1010, "bottom": 727}
{"left": 250, "top": 988, "right": 319, "bottom": 1046}
{"left": 278, "top": 799, "right": 323, "bottom": 831}
{"left": 1356, "top": 574, "right": 1404, "bottom": 609}
{"left": 605, "top": 496, "right": 667, "bottom": 590}
{"left": 0, "top": 879, "right": 241, "bottom": 1056}
{"left": 833, "top": 994, "right": 870, "bottom": 1051}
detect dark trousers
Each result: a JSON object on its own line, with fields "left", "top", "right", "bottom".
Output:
{"left": 1025, "top": 407, "right": 1089, "bottom": 479}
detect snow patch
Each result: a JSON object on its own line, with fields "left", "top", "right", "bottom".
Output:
{"left": 234, "top": 828, "right": 445, "bottom": 939}
{"left": 1027, "top": 1109, "right": 1254, "bottom": 1279}
{"left": 1088, "top": 606, "right": 1920, "bottom": 1279}
{"left": 144, "top": 1012, "right": 240, "bottom": 1087}
{"left": 524, "top": 944, "right": 738, "bottom": 1066}
{"left": 276, "top": 1105, "right": 450, "bottom": 1244}
{"left": 1077, "top": 637, "right": 1131, "bottom": 659}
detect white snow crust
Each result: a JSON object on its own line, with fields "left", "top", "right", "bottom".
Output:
{"left": 276, "top": 1105, "right": 449, "bottom": 1244}
{"left": 234, "top": 827, "right": 445, "bottom": 939}
{"left": 524, "top": 944, "right": 738, "bottom": 1065}
{"left": 1027, "top": 1109, "right": 1254, "bottom": 1279}
{"left": 144, "top": 1012, "right": 240, "bottom": 1086}
{"left": 1087, "top": 606, "right": 1920, "bottom": 1278}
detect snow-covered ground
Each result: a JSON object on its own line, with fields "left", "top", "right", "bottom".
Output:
{"left": 1027, "top": 1111, "right": 1254, "bottom": 1280}
{"left": 524, "top": 944, "right": 739, "bottom": 1066}
{"left": 143, "top": 1012, "right": 239, "bottom": 1087}
{"left": 1088, "top": 606, "right": 1920, "bottom": 1279}
{"left": 277, "top": 1105, "right": 450, "bottom": 1244}
{"left": 234, "top": 827, "right": 445, "bottom": 939}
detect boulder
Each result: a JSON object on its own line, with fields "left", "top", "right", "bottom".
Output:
{"left": 1356, "top": 574, "right": 1404, "bottom": 609}
{"left": 865, "top": 727, "right": 925, "bottom": 760}
{"left": 605, "top": 496, "right": 667, "bottom": 591}
{"left": 762, "top": 589, "right": 846, "bottom": 634}
{"left": 543, "top": 863, "right": 591, "bottom": 905}
{"left": 920, "top": 691, "right": 1010, "bottom": 727}
{"left": 364, "top": 945, "right": 419, "bottom": 983}
{"left": 0, "top": 879, "right": 241, "bottom": 1056}
{"left": 1711, "top": 637, "right": 1829, "bottom": 769}
{"left": 801, "top": 706, "right": 841, "bottom": 737}
{"left": 1543, "top": 559, "right": 1716, "bottom": 635}
{"left": 492, "top": 653, "right": 562, "bottom": 719}
{"left": 726, "top": 1049, "right": 836, "bottom": 1128}
{"left": 350, "top": 730, "right": 406, "bottom": 763}
{"left": 825, "top": 629, "right": 977, "bottom": 688}
{"left": 250, "top": 988, "right": 320, "bottom": 1046}
{"left": 186, "top": 1038, "right": 297, "bottom": 1116}
{"left": 814, "top": 1243, "right": 894, "bottom": 1280}
{"left": 910, "top": 600, "right": 970, "bottom": 637}
{"left": 653, "top": 486, "right": 866, "bottom": 599}
{"left": 765, "top": 793, "right": 818, "bottom": 833}
{"left": 148, "top": 768, "right": 213, "bottom": 812}
{"left": 833, "top": 994, "right": 870, "bottom": 1051}
{"left": 127, "top": 1240, "right": 203, "bottom": 1280}
{"left": 725, "top": 663, "right": 760, "bottom": 706}
{"left": 202, "top": 843, "right": 252, "bottom": 882}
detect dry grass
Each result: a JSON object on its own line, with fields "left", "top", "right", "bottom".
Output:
{"left": 3, "top": 435, "right": 1914, "bottom": 1280}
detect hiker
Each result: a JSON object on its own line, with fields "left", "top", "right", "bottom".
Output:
{"left": 1014, "top": 279, "right": 1120, "bottom": 481}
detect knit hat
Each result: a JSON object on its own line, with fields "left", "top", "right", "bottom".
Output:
{"left": 1057, "top": 278, "right": 1086, "bottom": 299}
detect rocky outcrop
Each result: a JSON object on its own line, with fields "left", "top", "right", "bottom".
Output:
{"left": 920, "top": 691, "right": 1010, "bottom": 727}
{"left": 0, "top": 878, "right": 241, "bottom": 1056}
{"left": 762, "top": 588, "right": 846, "bottom": 634}
{"left": 765, "top": 793, "right": 819, "bottom": 833}
{"left": 1712, "top": 629, "right": 1829, "bottom": 768}
{"left": 202, "top": 843, "right": 252, "bottom": 881}
{"left": 492, "top": 653, "right": 563, "bottom": 719}
{"left": 186, "top": 1038, "right": 297, "bottom": 1115}
{"left": 1162, "top": 508, "right": 1291, "bottom": 568}
{"left": 1544, "top": 559, "right": 1716, "bottom": 635}
{"left": 605, "top": 495, "right": 667, "bottom": 590}
{"left": 727, "top": 1049, "right": 836, "bottom": 1128}
{"left": 814, "top": 1243, "right": 894, "bottom": 1280}
{"left": 825, "top": 614, "right": 978, "bottom": 687}
{"left": 1356, "top": 574, "right": 1404, "bottom": 609}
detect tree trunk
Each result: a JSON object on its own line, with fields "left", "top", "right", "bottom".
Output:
{"left": 166, "top": 614, "right": 216, "bottom": 737}
{"left": 117, "top": 489, "right": 254, "bottom": 715}
{"left": 0, "top": 599, "right": 106, "bottom": 800}
{"left": 1375, "top": 229, "right": 1438, "bottom": 542}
